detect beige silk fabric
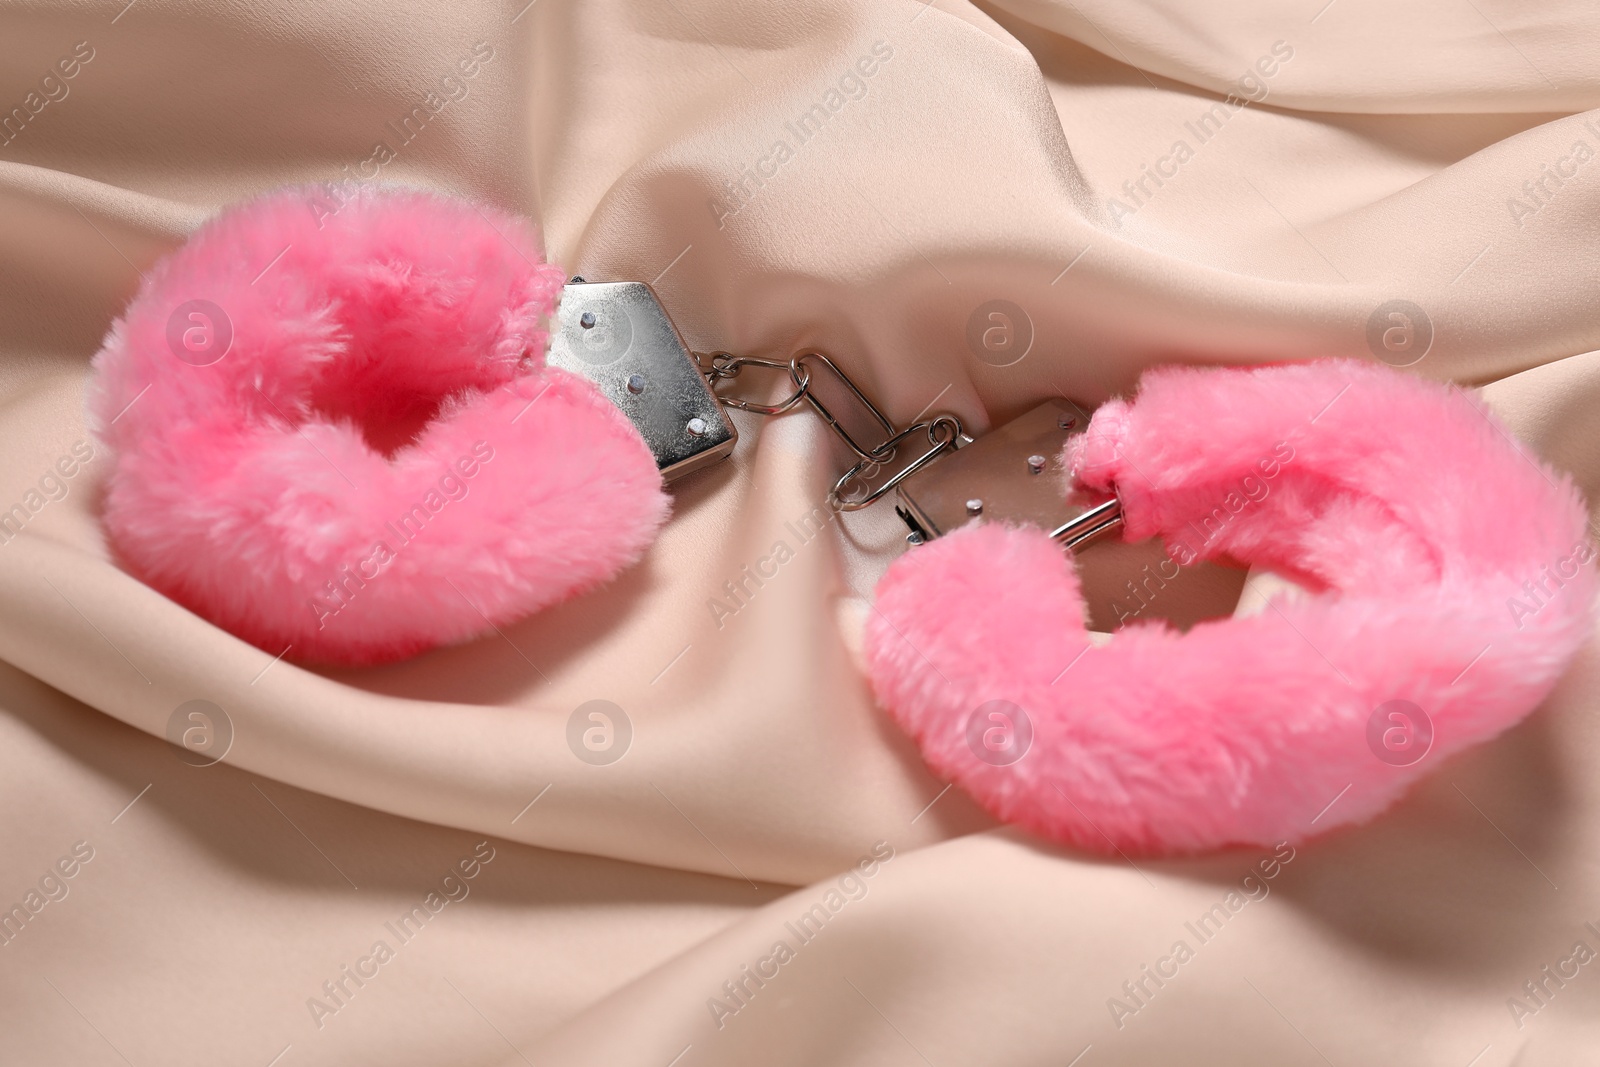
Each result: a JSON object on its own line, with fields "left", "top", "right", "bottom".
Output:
{"left": 2, "top": 0, "right": 1600, "bottom": 1063}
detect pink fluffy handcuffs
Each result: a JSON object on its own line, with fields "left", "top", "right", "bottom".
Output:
{"left": 87, "top": 187, "right": 1595, "bottom": 855}
{"left": 866, "top": 362, "right": 1595, "bottom": 854}
{"left": 90, "top": 187, "right": 670, "bottom": 665}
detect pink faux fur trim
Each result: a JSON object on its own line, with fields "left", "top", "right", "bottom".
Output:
{"left": 866, "top": 361, "right": 1596, "bottom": 855}
{"left": 88, "top": 185, "right": 669, "bottom": 665}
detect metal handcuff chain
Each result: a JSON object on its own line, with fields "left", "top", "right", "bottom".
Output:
{"left": 697, "top": 350, "right": 965, "bottom": 512}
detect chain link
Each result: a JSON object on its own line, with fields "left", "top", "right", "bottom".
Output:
{"left": 696, "top": 350, "right": 964, "bottom": 512}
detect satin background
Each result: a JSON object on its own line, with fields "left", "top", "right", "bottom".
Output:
{"left": 3, "top": 0, "right": 1600, "bottom": 1063}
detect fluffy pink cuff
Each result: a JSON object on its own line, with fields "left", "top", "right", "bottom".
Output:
{"left": 866, "top": 361, "right": 1596, "bottom": 854}
{"left": 88, "top": 185, "right": 669, "bottom": 665}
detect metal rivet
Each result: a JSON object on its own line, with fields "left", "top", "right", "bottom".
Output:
{"left": 906, "top": 531, "right": 925, "bottom": 546}
{"left": 580, "top": 311, "right": 597, "bottom": 329}
{"left": 627, "top": 374, "right": 646, "bottom": 394}
{"left": 1058, "top": 414, "right": 1077, "bottom": 430}
{"left": 687, "top": 417, "right": 708, "bottom": 436}
{"left": 965, "top": 498, "right": 984, "bottom": 516}
{"left": 1027, "top": 454, "right": 1047, "bottom": 474}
